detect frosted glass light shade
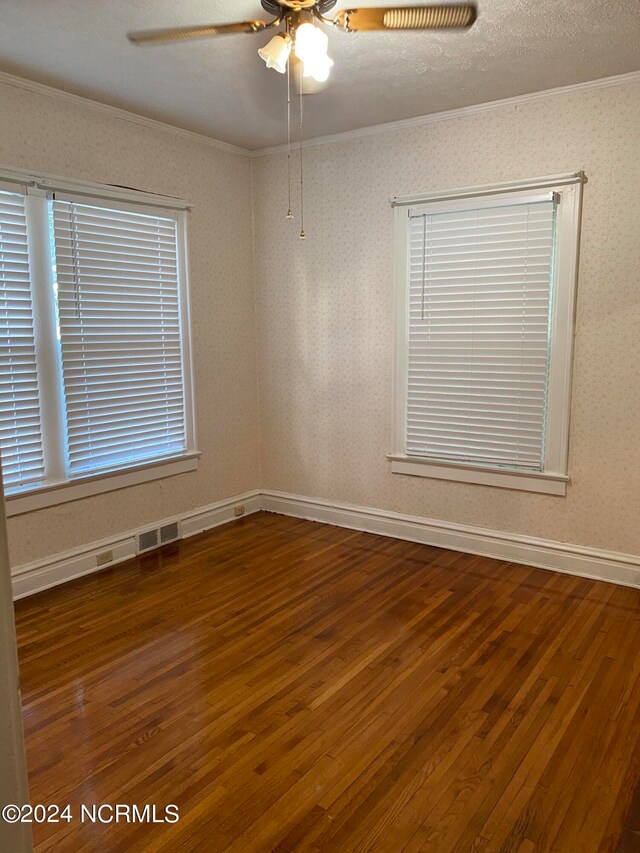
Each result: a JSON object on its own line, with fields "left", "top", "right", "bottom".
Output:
{"left": 258, "top": 32, "right": 292, "bottom": 74}
{"left": 294, "top": 22, "right": 328, "bottom": 66}
{"left": 303, "top": 53, "right": 334, "bottom": 82}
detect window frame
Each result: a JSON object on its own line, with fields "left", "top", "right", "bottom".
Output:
{"left": 0, "top": 167, "right": 198, "bottom": 517}
{"left": 389, "top": 172, "right": 585, "bottom": 496}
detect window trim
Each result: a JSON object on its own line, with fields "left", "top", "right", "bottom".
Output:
{"left": 0, "top": 166, "right": 199, "bottom": 508}
{"left": 390, "top": 172, "right": 585, "bottom": 496}
{"left": 5, "top": 452, "right": 200, "bottom": 517}
{"left": 0, "top": 164, "right": 191, "bottom": 212}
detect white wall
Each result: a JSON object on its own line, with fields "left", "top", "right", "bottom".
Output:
{"left": 252, "top": 78, "right": 640, "bottom": 557}
{"left": 0, "top": 79, "right": 260, "bottom": 566}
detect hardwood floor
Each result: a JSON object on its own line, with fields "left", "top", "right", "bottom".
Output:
{"left": 617, "top": 776, "right": 640, "bottom": 852}
{"left": 13, "top": 511, "right": 640, "bottom": 852}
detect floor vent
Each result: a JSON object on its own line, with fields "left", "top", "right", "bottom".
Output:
{"left": 160, "top": 522, "right": 179, "bottom": 544}
{"left": 137, "top": 529, "right": 159, "bottom": 553}
{"left": 137, "top": 523, "right": 180, "bottom": 553}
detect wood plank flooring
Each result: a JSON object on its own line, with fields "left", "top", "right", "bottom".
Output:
{"left": 13, "top": 511, "right": 640, "bottom": 852}
{"left": 617, "top": 776, "right": 640, "bottom": 852}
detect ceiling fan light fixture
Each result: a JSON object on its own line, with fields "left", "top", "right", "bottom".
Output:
{"left": 303, "top": 53, "right": 334, "bottom": 82}
{"left": 294, "top": 21, "right": 328, "bottom": 66}
{"left": 258, "top": 31, "right": 292, "bottom": 73}
{"left": 127, "top": 2, "right": 479, "bottom": 240}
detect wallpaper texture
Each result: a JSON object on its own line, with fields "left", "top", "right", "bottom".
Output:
{"left": 252, "top": 79, "right": 640, "bottom": 556}
{"left": 2, "top": 76, "right": 639, "bottom": 569}
{"left": 0, "top": 80, "right": 260, "bottom": 566}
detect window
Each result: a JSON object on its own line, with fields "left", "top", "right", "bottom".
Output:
{"left": 390, "top": 173, "right": 584, "bottom": 495}
{"left": 0, "top": 190, "right": 45, "bottom": 492}
{"left": 0, "top": 169, "right": 197, "bottom": 514}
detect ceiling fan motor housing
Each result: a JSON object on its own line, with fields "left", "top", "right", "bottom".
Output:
{"left": 260, "top": 0, "right": 338, "bottom": 14}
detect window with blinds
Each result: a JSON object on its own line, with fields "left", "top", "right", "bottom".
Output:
{"left": 407, "top": 198, "right": 556, "bottom": 470}
{"left": 0, "top": 189, "right": 45, "bottom": 492}
{"left": 392, "top": 175, "right": 583, "bottom": 493}
{"left": 0, "top": 170, "right": 194, "bottom": 504}
{"left": 51, "top": 201, "right": 187, "bottom": 476}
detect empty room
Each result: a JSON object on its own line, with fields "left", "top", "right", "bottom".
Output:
{"left": 0, "top": 1, "right": 639, "bottom": 851}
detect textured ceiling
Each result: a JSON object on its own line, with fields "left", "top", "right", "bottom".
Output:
{"left": 0, "top": 1, "right": 638, "bottom": 150}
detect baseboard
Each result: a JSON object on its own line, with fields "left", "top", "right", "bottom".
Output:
{"left": 11, "top": 490, "right": 261, "bottom": 600}
{"left": 261, "top": 490, "right": 640, "bottom": 589}
{"left": 12, "top": 487, "right": 640, "bottom": 598}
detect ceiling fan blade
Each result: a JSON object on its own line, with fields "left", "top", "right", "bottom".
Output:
{"left": 128, "top": 20, "right": 270, "bottom": 45}
{"left": 333, "top": 5, "right": 476, "bottom": 32}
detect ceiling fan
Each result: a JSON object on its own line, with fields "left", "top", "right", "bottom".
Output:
{"left": 128, "top": 2, "right": 477, "bottom": 81}
{"left": 128, "top": 3, "right": 477, "bottom": 237}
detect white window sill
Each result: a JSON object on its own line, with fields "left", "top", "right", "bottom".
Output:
{"left": 388, "top": 455, "right": 568, "bottom": 496}
{"left": 5, "top": 453, "right": 200, "bottom": 517}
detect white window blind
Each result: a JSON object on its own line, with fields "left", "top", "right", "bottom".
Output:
{"left": 407, "top": 198, "right": 557, "bottom": 470}
{"left": 52, "top": 200, "right": 187, "bottom": 477}
{"left": 0, "top": 189, "right": 45, "bottom": 492}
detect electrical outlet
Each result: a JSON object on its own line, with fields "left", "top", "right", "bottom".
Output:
{"left": 234, "top": 505, "right": 245, "bottom": 517}
{"left": 96, "top": 550, "right": 113, "bottom": 566}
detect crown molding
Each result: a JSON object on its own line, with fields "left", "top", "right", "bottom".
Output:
{"left": 249, "top": 69, "right": 640, "bottom": 158}
{"left": 0, "top": 70, "right": 251, "bottom": 158}
{"left": 2, "top": 67, "right": 639, "bottom": 160}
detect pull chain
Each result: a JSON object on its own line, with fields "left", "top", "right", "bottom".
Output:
{"left": 285, "top": 56, "right": 293, "bottom": 221}
{"left": 298, "top": 59, "right": 305, "bottom": 240}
